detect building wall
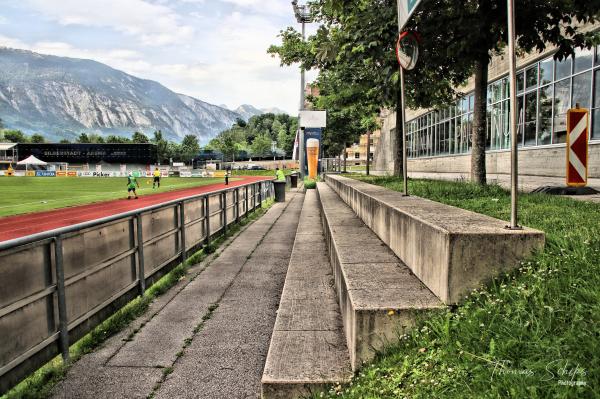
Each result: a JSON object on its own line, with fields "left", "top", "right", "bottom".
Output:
{"left": 345, "top": 130, "right": 381, "bottom": 166}
{"left": 373, "top": 24, "right": 600, "bottom": 178}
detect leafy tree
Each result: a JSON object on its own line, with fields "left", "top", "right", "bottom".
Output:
{"left": 250, "top": 133, "right": 272, "bottom": 158}
{"left": 59, "top": 139, "right": 71, "bottom": 144}
{"left": 270, "top": 0, "right": 600, "bottom": 183}
{"left": 131, "top": 131, "right": 149, "bottom": 143}
{"left": 152, "top": 130, "right": 169, "bottom": 164}
{"left": 88, "top": 133, "right": 105, "bottom": 144}
{"left": 235, "top": 118, "right": 247, "bottom": 128}
{"left": 30, "top": 134, "right": 46, "bottom": 143}
{"left": 105, "top": 135, "right": 129, "bottom": 143}
{"left": 4, "top": 130, "right": 28, "bottom": 143}
{"left": 180, "top": 134, "right": 201, "bottom": 163}
{"left": 77, "top": 133, "right": 90, "bottom": 143}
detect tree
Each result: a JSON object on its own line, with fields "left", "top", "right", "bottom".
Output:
{"left": 88, "top": 133, "right": 105, "bottom": 143}
{"left": 77, "top": 133, "right": 90, "bottom": 143}
{"left": 30, "top": 134, "right": 45, "bottom": 143}
{"left": 131, "top": 131, "right": 149, "bottom": 143}
{"left": 403, "top": 0, "right": 600, "bottom": 184}
{"left": 152, "top": 130, "right": 169, "bottom": 164}
{"left": 3, "top": 130, "right": 28, "bottom": 143}
{"left": 235, "top": 118, "right": 247, "bottom": 128}
{"left": 59, "top": 139, "right": 71, "bottom": 144}
{"left": 106, "top": 135, "right": 131, "bottom": 144}
{"left": 180, "top": 134, "right": 200, "bottom": 164}
{"left": 268, "top": 1, "right": 464, "bottom": 177}
{"left": 250, "top": 133, "right": 272, "bottom": 158}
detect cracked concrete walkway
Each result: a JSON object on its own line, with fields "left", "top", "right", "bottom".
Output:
{"left": 51, "top": 189, "right": 304, "bottom": 399}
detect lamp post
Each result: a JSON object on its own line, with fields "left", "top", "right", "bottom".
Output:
{"left": 292, "top": 0, "right": 312, "bottom": 178}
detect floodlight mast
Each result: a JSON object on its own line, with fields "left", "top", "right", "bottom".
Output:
{"left": 292, "top": 0, "right": 313, "bottom": 178}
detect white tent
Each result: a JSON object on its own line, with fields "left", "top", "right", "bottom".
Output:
{"left": 17, "top": 155, "right": 47, "bottom": 170}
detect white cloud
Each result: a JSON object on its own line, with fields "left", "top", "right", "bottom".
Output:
{"left": 23, "top": 0, "right": 194, "bottom": 46}
{"left": 0, "top": 15, "right": 8, "bottom": 24}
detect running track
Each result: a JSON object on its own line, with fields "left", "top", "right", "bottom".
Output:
{"left": 0, "top": 176, "right": 272, "bottom": 243}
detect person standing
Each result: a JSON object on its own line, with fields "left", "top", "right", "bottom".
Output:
{"left": 275, "top": 167, "right": 285, "bottom": 181}
{"left": 153, "top": 167, "right": 161, "bottom": 189}
{"left": 127, "top": 172, "right": 140, "bottom": 199}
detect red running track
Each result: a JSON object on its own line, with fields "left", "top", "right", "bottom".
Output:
{"left": 0, "top": 176, "right": 272, "bottom": 243}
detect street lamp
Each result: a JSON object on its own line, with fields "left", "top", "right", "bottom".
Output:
{"left": 292, "top": 0, "right": 313, "bottom": 178}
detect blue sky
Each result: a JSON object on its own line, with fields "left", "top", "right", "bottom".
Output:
{"left": 0, "top": 0, "right": 318, "bottom": 114}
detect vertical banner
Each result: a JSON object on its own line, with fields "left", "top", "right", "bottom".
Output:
{"left": 566, "top": 108, "right": 589, "bottom": 187}
{"left": 303, "top": 128, "right": 322, "bottom": 177}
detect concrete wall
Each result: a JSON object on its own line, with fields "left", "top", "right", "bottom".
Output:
{"left": 0, "top": 180, "right": 271, "bottom": 395}
{"left": 324, "top": 175, "right": 545, "bottom": 305}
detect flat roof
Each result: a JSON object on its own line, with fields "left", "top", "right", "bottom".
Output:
{"left": 0, "top": 143, "right": 17, "bottom": 151}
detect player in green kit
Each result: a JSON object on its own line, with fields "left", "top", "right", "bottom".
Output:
{"left": 127, "top": 172, "right": 140, "bottom": 199}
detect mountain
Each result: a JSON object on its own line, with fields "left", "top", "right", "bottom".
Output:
{"left": 233, "top": 104, "right": 290, "bottom": 122}
{"left": 234, "top": 104, "right": 264, "bottom": 121}
{"left": 260, "top": 107, "right": 288, "bottom": 115}
{"left": 0, "top": 48, "right": 242, "bottom": 143}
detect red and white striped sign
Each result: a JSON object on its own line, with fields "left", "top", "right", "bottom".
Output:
{"left": 566, "top": 108, "right": 589, "bottom": 187}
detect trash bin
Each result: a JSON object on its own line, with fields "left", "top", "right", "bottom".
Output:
{"left": 274, "top": 180, "right": 286, "bottom": 202}
{"left": 289, "top": 172, "right": 299, "bottom": 188}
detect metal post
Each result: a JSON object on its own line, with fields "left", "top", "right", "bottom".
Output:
{"left": 222, "top": 192, "right": 228, "bottom": 235}
{"left": 235, "top": 187, "right": 240, "bottom": 222}
{"left": 245, "top": 185, "right": 249, "bottom": 217}
{"left": 366, "top": 130, "right": 371, "bottom": 176}
{"left": 258, "top": 181, "right": 262, "bottom": 208}
{"left": 204, "top": 196, "right": 211, "bottom": 246}
{"left": 54, "top": 235, "right": 70, "bottom": 362}
{"left": 400, "top": 67, "right": 409, "bottom": 196}
{"left": 299, "top": 20, "right": 306, "bottom": 179}
{"left": 136, "top": 214, "right": 146, "bottom": 294}
{"left": 507, "top": 0, "right": 521, "bottom": 229}
{"left": 179, "top": 202, "right": 187, "bottom": 263}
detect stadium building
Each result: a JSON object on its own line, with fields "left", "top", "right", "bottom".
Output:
{"left": 0, "top": 143, "right": 157, "bottom": 174}
{"left": 373, "top": 40, "right": 600, "bottom": 179}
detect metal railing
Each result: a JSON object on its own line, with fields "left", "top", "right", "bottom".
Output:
{"left": 0, "top": 179, "right": 274, "bottom": 394}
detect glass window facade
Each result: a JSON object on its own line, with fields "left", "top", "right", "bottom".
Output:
{"left": 407, "top": 46, "right": 600, "bottom": 159}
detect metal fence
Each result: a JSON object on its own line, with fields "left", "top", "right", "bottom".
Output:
{"left": 0, "top": 179, "right": 274, "bottom": 394}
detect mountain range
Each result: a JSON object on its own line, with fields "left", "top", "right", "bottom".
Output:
{"left": 0, "top": 48, "right": 287, "bottom": 143}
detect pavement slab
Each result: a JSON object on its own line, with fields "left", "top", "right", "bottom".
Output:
{"left": 50, "top": 189, "right": 303, "bottom": 399}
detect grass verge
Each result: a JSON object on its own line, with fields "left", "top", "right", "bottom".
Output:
{"left": 319, "top": 176, "right": 599, "bottom": 399}
{"left": 1, "top": 198, "right": 275, "bottom": 399}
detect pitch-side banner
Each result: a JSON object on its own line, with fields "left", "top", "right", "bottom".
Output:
{"left": 398, "top": 0, "right": 423, "bottom": 31}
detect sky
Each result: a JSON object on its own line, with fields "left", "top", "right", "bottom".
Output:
{"left": 0, "top": 0, "right": 318, "bottom": 114}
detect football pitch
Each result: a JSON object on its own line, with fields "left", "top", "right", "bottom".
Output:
{"left": 0, "top": 176, "right": 229, "bottom": 217}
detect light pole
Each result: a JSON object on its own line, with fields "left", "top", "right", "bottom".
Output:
{"left": 292, "top": 0, "right": 312, "bottom": 178}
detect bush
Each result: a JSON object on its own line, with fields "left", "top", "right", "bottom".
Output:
{"left": 304, "top": 179, "right": 316, "bottom": 189}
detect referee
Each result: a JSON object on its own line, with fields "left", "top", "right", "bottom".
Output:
{"left": 153, "top": 168, "right": 161, "bottom": 189}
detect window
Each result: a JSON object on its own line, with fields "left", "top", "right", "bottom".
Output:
{"left": 539, "top": 58, "right": 553, "bottom": 85}
{"left": 555, "top": 57, "right": 572, "bottom": 80}
{"left": 593, "top": 68, "right": 600, "bottom": 139}
{"left": 526, "top": 66, "right": 538, "bottom": 89}
{"left": 572, "top": 71, "right": 592, "bottom": 109}
{"left": 553, "top": 78, "right": 570, "bottom": 143}
{"left": 574, "top": 47, "right": 593, "bottom": 74}
{"left": 538, "top": 85, "right": 553, "bottom": 145}
{"left": 354, "top": 152, "right": 360, "bottom": 159}
{"left": 524, "top": 91, "right": 538, "bottom": 146}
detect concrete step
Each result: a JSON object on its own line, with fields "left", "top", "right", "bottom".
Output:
{"left": 324, "top": 174, "right": 545, "bottom": 304}
{"left": 261, "top": 190, "right": 352, "bottom": 398}
{"left": 317, "top": 183, "right": 444, "bottom": 371}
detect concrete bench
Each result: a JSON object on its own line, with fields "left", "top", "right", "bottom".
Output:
{"left": 324, "top": 174, "right": 545, "bottom": 304}
{"left": 317, "top": 183, "right": 443, "bottom": 370}
{"left": 261, "top": 190, "right": 352, "bottom": 398}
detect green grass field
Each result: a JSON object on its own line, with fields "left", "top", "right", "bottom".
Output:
{"left": 317, "top": 176, "right": 600, "bottom": 399}
{"left": 0, "top": 177, "right": 228, "bottom": 217}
